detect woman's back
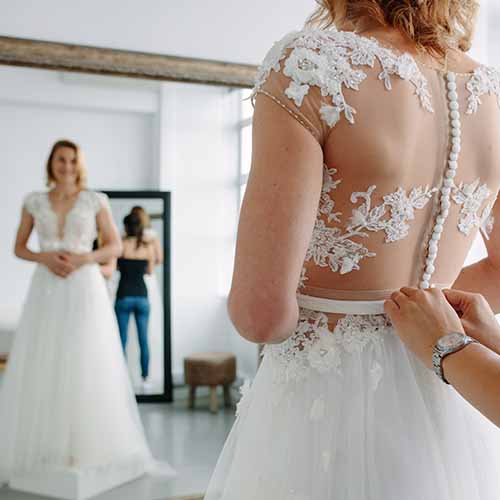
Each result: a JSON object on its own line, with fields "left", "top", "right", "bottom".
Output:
{"left": 253, "top": 27, "right": 500, "bottom": 301}
{"left": 116, "top": 238, "right": 153, "bottom": 298}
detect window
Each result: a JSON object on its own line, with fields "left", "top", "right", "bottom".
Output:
{"left": 238, "top": 88, "right": 254, "bottom": 208}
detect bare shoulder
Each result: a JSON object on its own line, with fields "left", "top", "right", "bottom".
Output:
{"left": 447, "top": 50, "right": 484, "bottom": 73}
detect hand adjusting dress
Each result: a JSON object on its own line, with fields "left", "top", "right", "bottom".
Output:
{"left": 204, "top": 28, "right": 500, "bottom": 500}
{"left": 0, "top": 190, "right": 175, "bottom": 486}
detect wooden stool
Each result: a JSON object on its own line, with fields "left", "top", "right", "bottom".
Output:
{"left": 0, "top": 354, "right": 7, "bottom": 372}
{"left": 184, "top": 352, "right": 236, "bottom": 413}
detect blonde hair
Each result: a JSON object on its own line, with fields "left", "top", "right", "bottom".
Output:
{"left": 307, "top": 0, "right": 479, "bottom": 57}
{"left": 46, "top": 139, "right": 87, "bottom": 189}
{"left": 131, "top": 206, "right": 151, "bottom": 229}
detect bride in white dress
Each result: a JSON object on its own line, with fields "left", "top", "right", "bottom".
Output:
{"left": 0, "top": 139, "right": 175, "bottom": 490}
{"left": 205, "top": 2, "right": 500, "bottom": 499}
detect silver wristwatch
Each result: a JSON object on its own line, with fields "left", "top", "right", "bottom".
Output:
{"left": 432, "top": 332, "right": 477, "bottom": 384}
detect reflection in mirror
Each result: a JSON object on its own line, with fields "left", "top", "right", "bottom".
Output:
{"left": 105, "top": 194, "right": 170, "bottom": 400}
{"left": 0, "top": 61, "right": 255, "bottom": 499}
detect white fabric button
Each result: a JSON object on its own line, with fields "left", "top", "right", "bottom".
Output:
{"left": 423, "top": 272, "right": 432, "bottom": 281}
{"left": 450, "top": 110, "right": 460, "bottom": 120}
{"left": 429, "top": 240, "right": 438, "bottom": 249}
{"left": 449, "top": 101, "right": 459, "bottom": 111}
{"left": 420, "top": 281, "right": 430, "bottom": 289}
{"left": 450, "top": 152, "right": 459, "bottom": 161}
{"left": 426, "top": 264, "right": 435, "bottom": 274}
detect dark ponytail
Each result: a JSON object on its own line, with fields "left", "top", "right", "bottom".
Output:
{"left": 123, "top": 213, "right": 145, "bottom": 249}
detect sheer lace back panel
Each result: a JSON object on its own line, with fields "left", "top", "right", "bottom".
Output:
{"left": 253, "top": 28, "right": 500, "bottom": 307}
{"left": 23, "top": 190, "right": 110, "bottom": 254}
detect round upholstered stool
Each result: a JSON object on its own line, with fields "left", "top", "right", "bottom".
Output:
{"left": 184, "top": 352, "right": 237, "bottom": 413}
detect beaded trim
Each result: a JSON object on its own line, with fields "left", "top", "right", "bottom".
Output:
{"left": 254, "top": 89, "right": 320, "bottom": 141}
{"left": 419, "top": 72, "right": 461, "bottom": 289}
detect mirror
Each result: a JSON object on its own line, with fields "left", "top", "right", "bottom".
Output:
{"left": 0, "top": 47, "right": 257, "bottom": 499}
{"left": 105, "top": 192, "right": 172, "bottom": 401}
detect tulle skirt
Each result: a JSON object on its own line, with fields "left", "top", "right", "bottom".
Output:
{"left": 205, "top": 308, "right": 500, "bottom": 500}
{"left": 0, "top": 263, "right": 175, "bottom": 482}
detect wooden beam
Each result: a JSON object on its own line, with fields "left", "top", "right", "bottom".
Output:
{"left": 0, "top": 36, "right": 257, "bottom": 88}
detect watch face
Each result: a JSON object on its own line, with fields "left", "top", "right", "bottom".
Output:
{"left": 437, "top": 333, "right": 465, "bottom": 350}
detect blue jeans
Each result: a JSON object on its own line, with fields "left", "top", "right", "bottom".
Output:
{"left": 115, "top": 296, "right": 150, "bottom": 379}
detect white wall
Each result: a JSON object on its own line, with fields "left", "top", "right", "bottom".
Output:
{"left": 158, "top": 81, "right": 258, "bottom": 379}
{"left": 0, "top": 0, "right": 314, "bottom": 66}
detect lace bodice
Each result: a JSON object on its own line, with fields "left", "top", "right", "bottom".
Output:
{"left": 253, "top": 28, "right": 500, "bottom": 298}
{"left": 24, "top": 190, "right": 110, "bottom": 254}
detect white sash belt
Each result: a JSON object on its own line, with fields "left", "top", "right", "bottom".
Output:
{"left": 297, "top": 293, "right": 387, "bottom": 315}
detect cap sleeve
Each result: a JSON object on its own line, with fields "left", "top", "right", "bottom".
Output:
{"left": 23, "top": 192, "right": 41, "bottom": 216}
{"left": 91, "top": 191, "right": 111, "bottom": 214}
{"left": 251, "top": 31, "right": 333, "bottom": 146}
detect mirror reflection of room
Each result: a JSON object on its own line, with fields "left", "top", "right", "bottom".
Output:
{"left": 0, "top": 50, "right": 249, "bottom": 499}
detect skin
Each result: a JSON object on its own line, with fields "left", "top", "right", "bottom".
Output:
{"left": 14, "top": 146, "right": 122, "bottom": 276}
{"left": 227, "top": 88, "right": 323, "bottom": 344}
{"left": 150, "top": 236, "right": 164, "bottom": 265}
{"left": 228, "top": 22, "right": 487, "bottom": 345}
{"left": 385, "top": 288, "right": 500, "bottom": 428}
{"left": 452, "top": 197, "right": 500, "bottom": 313}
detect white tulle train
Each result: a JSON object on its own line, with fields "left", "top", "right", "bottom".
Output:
{"left": 205, "top": 306, "right": 500, "bottom": 500}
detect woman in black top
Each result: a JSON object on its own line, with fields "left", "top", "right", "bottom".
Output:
{"left": 114, "top": 213, "right": 155, "bottom": 389}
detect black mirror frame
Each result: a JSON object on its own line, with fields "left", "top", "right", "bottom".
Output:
{"left": 104, "top": 190, "right": 172, "bottom": 403}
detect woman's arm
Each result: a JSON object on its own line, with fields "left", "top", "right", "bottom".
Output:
{"left": 14, "top": 207, "right": 75, "bottom": 277}
{"left": 385, "top": 287, "right": 500, "bottom": 428}
{"left": 100, "top": 258, "right": 117, "bottom": 279}
{"left": 453, "top": 196, "right": 500, "bottom": 312}
{"left": 146, "top": 243, "right": 155, "bottom": 275}
{"left": 91, "top": 207, "right": 122, "bottom": 263}
{"left": 152, "top": 237, "right": 163, "bottom": 265}
{"left": 67, "top": 205, "right": 122, "bottom": 268}
{"left": 442, "top": 343, "right": 500, "bottom": 428}
{"left": 14, "top": 207, "right": 40, "bottom": 263}
{"left": 228, "top": 95, "right": 324, "bottom": 345}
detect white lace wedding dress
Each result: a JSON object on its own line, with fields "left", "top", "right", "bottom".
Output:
{"left": 205, "top": 29, "right": 500, "bottom": 499}
{"left": 0, "top": 190, "right": 175, "bottom": 491}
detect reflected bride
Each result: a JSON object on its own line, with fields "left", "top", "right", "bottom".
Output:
{"left": 0, "top": 139, "right": 175, "bottom": 497}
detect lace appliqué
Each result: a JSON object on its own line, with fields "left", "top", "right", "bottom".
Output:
{"left": 451, "top": 179, "right": 494, "bottom": 237}
{"left": 264, "top": 308, "right": 391, "bottom": 385}
{"left": 24, "top": 191, "right": 102, "bottom": 254}
{"left": 303, "top": 168, "right": 437, "bottom": 276}
{"left": 466, "top": 66, "right": 500, "bottom": 114}
{"left": 348, "top": 185, "right": 438, "bottom": 243}
{"left": 252, "top": 28, "right": 434, "bottom": 129}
